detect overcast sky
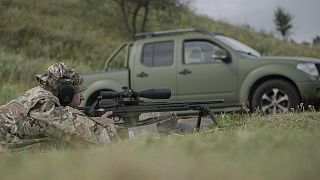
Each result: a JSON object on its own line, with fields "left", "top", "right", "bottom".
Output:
{"left": 192, "top": 0, "right": 320, "bottom": 43}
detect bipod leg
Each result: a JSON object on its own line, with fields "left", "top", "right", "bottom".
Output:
{"left": 196, "top": 111, "right": 203, "bottom": 132}
{"left": 202, "top": 107, "right": 220, "bottom": 127}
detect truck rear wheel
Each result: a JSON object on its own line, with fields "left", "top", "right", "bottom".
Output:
{"left": 251, "top": 79, "right": 300, "bottom": 113}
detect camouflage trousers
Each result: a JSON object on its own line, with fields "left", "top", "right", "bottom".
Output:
{"left": 0, "top": 113, "right": 118, "bottom": 150}
{"left": 0, "top": 113, "right": 18, "bottom": 142}
{"left": 0, "top": 113, "right": 24, "bottom": 149}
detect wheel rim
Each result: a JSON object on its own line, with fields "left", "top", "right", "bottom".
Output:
{"left": 260, "top": 88, "right": 290, "bottom": 113}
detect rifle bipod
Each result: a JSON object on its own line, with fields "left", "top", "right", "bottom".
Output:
{"left": 196, "top": 107, "right": 219, "bottom": 132}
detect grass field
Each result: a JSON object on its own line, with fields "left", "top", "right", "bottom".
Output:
{"left": 1, "top": 111, "right": 320, "bottom": 180}
{"left": 1, "top": 1, "right": 320, "bottom": 179}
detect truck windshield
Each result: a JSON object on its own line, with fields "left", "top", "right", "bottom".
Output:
{"left": 215, "top": 35, "right": 261, "bottom": 57}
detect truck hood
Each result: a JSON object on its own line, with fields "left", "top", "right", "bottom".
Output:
{"left": 257, "top": 56, "right": 320, "bottom": 64}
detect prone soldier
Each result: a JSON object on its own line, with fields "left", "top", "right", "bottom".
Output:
{"left": 0, "top": 62, "right": 119, "bottom": 150}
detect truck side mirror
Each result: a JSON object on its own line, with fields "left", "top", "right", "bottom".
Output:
{"left": 212, "top": 49, "right": 227, "bottom": 59}
{"left": 212, "top": 49, "right": 231, "bottom": 63}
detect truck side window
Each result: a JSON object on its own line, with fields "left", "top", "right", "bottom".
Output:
{"left": 184, "top": 41, "right": 222, "bottom": 64}
{"left": 142, "top": 41, "right": 174, "bottom": 67}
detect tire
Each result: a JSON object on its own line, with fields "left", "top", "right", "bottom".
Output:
{"left": 251, "top": 79, "right": 300, "bottom": 113}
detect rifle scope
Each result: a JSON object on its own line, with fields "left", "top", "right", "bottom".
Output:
{"left": 99, "top": 88, "right": 171, "bottom": 99}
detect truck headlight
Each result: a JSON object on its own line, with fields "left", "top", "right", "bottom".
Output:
{"left": 297, "top": 63, "right": 319, "bottom": 77}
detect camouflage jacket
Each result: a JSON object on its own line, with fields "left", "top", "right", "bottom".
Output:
{"left": 0, "top": 86, "right": 118, "bottom": 150}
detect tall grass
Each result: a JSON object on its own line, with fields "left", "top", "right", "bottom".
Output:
{"left": 0, "top": 0, "right": 125, "bottom": 73}
{"left": 1, "top": 112, "right": 320, "bottom": 180}
{"left": 0, "top": 84, "right": 23, "bottom": 104}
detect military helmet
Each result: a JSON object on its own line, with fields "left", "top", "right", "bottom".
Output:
{"left": 35, "top": 62, "right": 87, "bottom": 93}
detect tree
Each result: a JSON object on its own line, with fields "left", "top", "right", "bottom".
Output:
{"left": 312, "top": 35, "right": 320, "bottom": 49}
{"left": 1, "top": 0, "right": 12, "bottom": 8}
{"left": 273, "top": 7, "right": 293, "bottom": 41}
{"left": 112, "top": 0, "right": 187, "bottom": 38}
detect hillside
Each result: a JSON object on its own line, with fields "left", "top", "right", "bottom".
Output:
{"left": 0, "top": 0, "right": 320, "bottom": 101}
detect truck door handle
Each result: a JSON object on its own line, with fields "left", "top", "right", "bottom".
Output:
{"left": 179, "top": 69, "right": 192, "bottom": 75}
{"left": 137, "top": 72, "right": 149, "bottom": 78}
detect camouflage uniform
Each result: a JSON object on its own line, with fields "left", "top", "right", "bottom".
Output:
{"left": 0, "top": 62, "right": 118, "bottom": 150}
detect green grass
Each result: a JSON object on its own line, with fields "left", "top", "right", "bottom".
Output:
{"left": 1, "top": 2, "right": 320, "bottom": 179}
{"left": 1, "top": 112, "right": 320, "bottom": 180}
{"left": 0, "top": 84, "right": 24, "bottom": 104}
{"left": 0, "top": 0, "right": 320, "bottom": 90}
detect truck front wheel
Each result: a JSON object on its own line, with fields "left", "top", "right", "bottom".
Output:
{"left": 251, "top": 79, "right": 300, "bottom": 113}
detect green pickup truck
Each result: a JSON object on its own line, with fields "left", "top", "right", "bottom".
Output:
{"left": 80, "top": 28, "right": 320, "bottom": 113}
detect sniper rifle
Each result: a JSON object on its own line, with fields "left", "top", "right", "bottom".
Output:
{"left": 78, "top": 87, "right": 224, "bottom": 131}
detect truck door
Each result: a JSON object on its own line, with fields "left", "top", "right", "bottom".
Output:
{"left": 177, "top": 39, "right": 238, "bottom": 104}
{"left": 132, "top": 40, "right": 177, "bottom": 97}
